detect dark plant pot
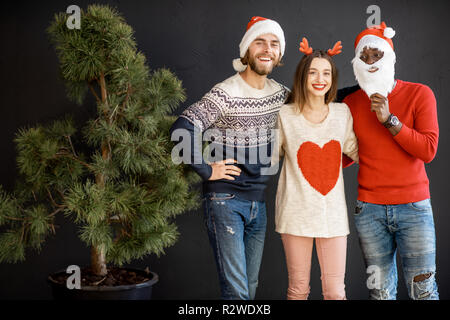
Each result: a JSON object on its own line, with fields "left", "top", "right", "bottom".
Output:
{"left": 47, "top": 268, "right": 159, "bottom": 300}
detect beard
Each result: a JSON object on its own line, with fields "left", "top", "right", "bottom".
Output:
{"left": 352, "top": 51, "right": 396, "bottom": 97}
{"left": 248, "top": 54, "right": 279, "bottom": 76}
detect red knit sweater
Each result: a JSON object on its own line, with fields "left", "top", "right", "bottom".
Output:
{"left": 343, "top": 80, "right": 439, "bottom": 204}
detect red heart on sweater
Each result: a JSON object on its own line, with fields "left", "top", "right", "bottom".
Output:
{"left": 297, "top": 140, "right": 341, "bottom": 196}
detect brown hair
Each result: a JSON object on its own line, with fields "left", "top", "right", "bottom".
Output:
{"left": 286, "top": 50, "right": 338, "bottom": 113}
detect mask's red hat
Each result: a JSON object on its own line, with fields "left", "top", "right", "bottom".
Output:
{"left": 354, "top": 22, "right": 395, "bottom": 54}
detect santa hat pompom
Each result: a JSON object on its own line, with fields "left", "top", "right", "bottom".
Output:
{"left": 233, "top": 58, "right": 247, "bottom": 72}
{"left": 384, "top": 27, "right": 396, "bottom": 39}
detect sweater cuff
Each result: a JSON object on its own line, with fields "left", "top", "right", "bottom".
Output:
{"left": 194, "top": 164, "right": 212, "bottom": 181}
{"left": 342, "top": 154, "right": 355, "bottom": 168}
{"left": 392, "top": 122, "right": 410, "bottom": 143}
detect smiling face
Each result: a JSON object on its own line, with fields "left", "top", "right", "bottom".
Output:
{"left": 359, "top": 46, "right": 384, "bottom": 72}
{"left": 306, "top": 57, "right": 333, "bottom": 99}
{"left": 245, "top": 33, "right": 281, "bottom": 76}
{"left": 287, "top": 51, "right": 338, "bottom": 112}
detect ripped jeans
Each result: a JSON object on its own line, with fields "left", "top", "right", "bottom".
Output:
{"left": 354, "top": 199, "right": 439, "bottom": 300}
{"left": 203, "top": 193, "right": 266, "bottom": 300}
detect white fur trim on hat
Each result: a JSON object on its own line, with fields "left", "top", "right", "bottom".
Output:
{"left": 233, "top": 58, "right": 247, "bottom": 72}
{"left": 355, "top": 34, "right": 394, "bottom": 56}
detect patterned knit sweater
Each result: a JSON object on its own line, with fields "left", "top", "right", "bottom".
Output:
{"left": 170, "top": 73, "right": 289, "bottom": 201}
{"left": 273, "top": 103, "right": 359, "bottom": 237}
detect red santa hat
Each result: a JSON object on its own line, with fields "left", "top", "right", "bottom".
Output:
{"left": 354, "top": 22, "right": 396, "bottom": 55}
{"left": 233, "top": 16, "right": 286, "bottom": 72}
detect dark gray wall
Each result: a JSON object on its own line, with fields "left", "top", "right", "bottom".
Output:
{"left": 0, "top": 0, "right": 449, "bottom": 300}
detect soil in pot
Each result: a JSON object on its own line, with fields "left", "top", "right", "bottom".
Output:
{"left": 48, "top": 267, "right": 158, "bottom": 300}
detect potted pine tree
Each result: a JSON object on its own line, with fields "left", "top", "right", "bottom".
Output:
{"left": 0, "top": 4, "right": 200, "bottom": 299}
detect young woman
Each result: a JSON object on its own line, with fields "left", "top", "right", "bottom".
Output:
{"left": 273, "top": 38, "right": 358, "bottom": 300}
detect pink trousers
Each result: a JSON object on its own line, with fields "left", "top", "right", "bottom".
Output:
{"left": 281, "top": 234, "right": 347, "bottom": 300}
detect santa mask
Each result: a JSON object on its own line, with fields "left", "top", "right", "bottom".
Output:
{"left": 351, "top": 22, "right": 396, "bottom": 97}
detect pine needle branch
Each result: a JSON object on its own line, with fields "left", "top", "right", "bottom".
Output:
{"left": 88, "top": 81, "right": 101, "bottom": 104}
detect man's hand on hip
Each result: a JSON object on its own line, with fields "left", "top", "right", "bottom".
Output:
{"left": 208, "top": 159, "right": 241, "bottom": 181}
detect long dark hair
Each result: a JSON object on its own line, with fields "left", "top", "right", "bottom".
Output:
{"left": 286, "top": 50, "right": 338, "bottom": 113}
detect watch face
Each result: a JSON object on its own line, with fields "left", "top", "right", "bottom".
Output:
{"left": 391, "top": 115, "right": 399, "bottom": 126}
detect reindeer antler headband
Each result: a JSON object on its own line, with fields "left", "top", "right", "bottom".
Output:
{"left": 299, "top": 37, "right": 342, "bottom": 56}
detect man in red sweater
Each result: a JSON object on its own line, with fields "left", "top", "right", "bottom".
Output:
{"left": 343, "top": 22, "right": 439, "bottom": 300}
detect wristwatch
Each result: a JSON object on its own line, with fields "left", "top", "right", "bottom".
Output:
{"left": 383, "top": 114, "right": 400, "bottom": 128}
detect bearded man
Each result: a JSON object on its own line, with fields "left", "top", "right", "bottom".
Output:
{"left": 343, "top": 22, "right": 439, "bottom": 300}
{"left": 170, "top": 16, "right": 289, "bottom": 300}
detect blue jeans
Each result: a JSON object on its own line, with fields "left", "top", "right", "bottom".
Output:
{"left": 354, "top": 199, "right": 439, "bottom": 300}
{"left": 203, "top": 192, "right": 267, "bottom": 300}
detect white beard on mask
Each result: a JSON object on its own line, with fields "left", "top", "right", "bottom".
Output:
{"left": 352, "top": 50, "right": 396, "bottom": 98}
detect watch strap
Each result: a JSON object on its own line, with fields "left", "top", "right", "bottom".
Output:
{"left": 383, "top": 114, "right": 395, "bottom": 128}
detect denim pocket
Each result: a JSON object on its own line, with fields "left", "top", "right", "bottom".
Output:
{"left": 209, "top": 193, "right": 235, "bottom": 201}
{"left": 354, "top": 200, "right": 366, "bottom": 216}
{"left": 408, "top": 199, "right": 431, "bottom": 211}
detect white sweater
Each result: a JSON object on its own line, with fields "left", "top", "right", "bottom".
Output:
{"left": 273, "top": 102, "right": 358, "bottom": 238}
